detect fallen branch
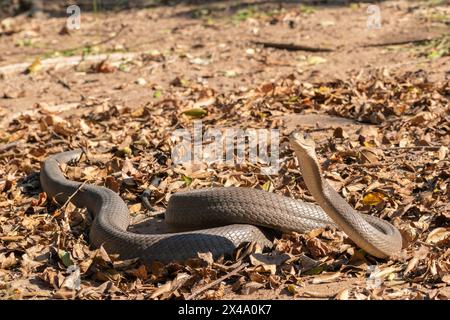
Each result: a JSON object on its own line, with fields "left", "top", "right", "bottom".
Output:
{"left": 346, "top": 161, "right": 395, "bottom": 168}
{"left": 252, "top": 41, "right": 334, "bottom": 52}
{"left": 186, "top": 262, "right": 248, "bottom": 300}
{"left": 362, "top": 37, "right": 437, "bottom": 48}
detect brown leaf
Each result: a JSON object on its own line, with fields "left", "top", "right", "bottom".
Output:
{"left": 362, "top": 192, "right": 385, "bottom": 206}
{"left": 92, "top": 60, "right": 116, "bottom": 73}
{"left": 333, "top": 127, "right": 348, "bottom": 139}
{"left": 260, "top": 83, "right": 275, "bottom": 95}
{"left": 311, "top": 272, "right": 342, "bottom": 284}
{"left": 249, "top": 252, "right": 290, "bottom": 274}
{"left": 31, "top": 192, "right": 47, "bottom": 207}
{"left": 93, "top": 246, "right": 113, "bottom": 266}
{"left": 248, "top": 272, "right": 267, "bottom": 283}
{"left": 437, "top": 146, "right": 448, "bottom": 161}
{"left": 197, "top": 252, "right": 214, "bottom": 266}
{"left": 53, "top": 288, "right": 76, "bottom": 299}
{"left": 53, "top": 122, "right": 75, "bottom": 137}
{"left": 0, "top": 252, "right": 18, "bottom": 269}
{"left": 442, "top": 274, "right": 450, "bottom": 284}
{"left": 127, "top": 264, "right": 148, "bottom": 280}
{"left": 335, "top": 288, "right": 350, "bottom": 300}
{"left": 40, "top": 268, "right": 65, "bottom": 289}
{"left": 128, "top": 203, "right": 142, "bottom": 214}
{"left": 426, "top": 228, "right": 450, "bottom": 245}
{"left": 359, "top": 149, "right": 379, "bottom": 164}
{"left": 203, "top": 283, "right": 225, "bottom": 300}
{"left": 306, "top": 238, "right": 331, "bottom": 258}
{"left": 150, "top": 273, "right": 191, "bottom": 299}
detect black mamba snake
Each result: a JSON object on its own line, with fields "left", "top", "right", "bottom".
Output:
{"left": 40, "top": 133, "right": 402, "bottom": 262}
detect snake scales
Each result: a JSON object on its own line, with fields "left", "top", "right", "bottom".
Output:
{"left": 40, "top": 134, "right": 402, "bottom": 263}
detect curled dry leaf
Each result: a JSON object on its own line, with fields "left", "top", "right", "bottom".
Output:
{"left": 203, "top": 283, "right": 225, "bottom": 300}
{"left": 150, "top": 272, "right": 191, "bottom": 299}
{"left": 197, "top": 252, "right": 214, "bottom": 266}
{"left": 0, "top": 252, "right": 18, "bottom": 269}
{"left": 306, "top": 238, "right": 331, "bottom": 259}
{"left": 362, "top": 192, "right": 385, "bottom": 206}
{"left": 335, "top": 288, "right": 350, "bottom": 300}
{"left": 311, "top": 272, "right": 342, "bottom": 284}
{"left": 426, "top": 228, "right": 450, "bottom": 245}
{"left": 441, "top": 274, "right": 450, "bottom": 284}
{"left": 92, "top": 60, "right": 116, "bottom": 73}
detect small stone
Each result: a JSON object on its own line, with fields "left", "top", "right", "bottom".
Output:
{"left": 135, "top": 78, "right": 146, "bottom": 86}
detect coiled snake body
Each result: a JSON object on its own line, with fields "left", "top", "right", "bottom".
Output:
{"left": 40, "top": 134, "right": 402, "bottom": 263}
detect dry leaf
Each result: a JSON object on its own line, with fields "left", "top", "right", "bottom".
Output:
{"left": 362, "top": 192, "right": 385, "bottom": 206}
{"left": 182, "top": 108, "right": 208, "bottom": 118}
{"left": 0, "top": 252, "right": 18, "bottom": 269}
{"left": 312, "top": 272, "right": 342, "bottom": 284}
{"left": 426, "top": 228, "right": 450, "bottom": 245}
{"left": 26, "top": 57, "right": 42, "bottom": 74}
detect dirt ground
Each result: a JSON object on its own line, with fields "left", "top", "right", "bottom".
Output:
{"left": 1, "top": 0, "right": 448, "bottom": 117}
{"left": 0, "top": 0, "right": 449, "bottom": 300}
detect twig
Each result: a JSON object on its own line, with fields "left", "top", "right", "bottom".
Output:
{"left": 336, "top": 161, "right": 395, "bottom": 169}
{"left": 92, "top": 24, "right": 128, "bottom": 47}
{"left": 57, "top": 181, "right": 87, "bottom": 211}
{"left": 362, "top": 37, "right": 437, "bottom": 48}
{"left": 415, "top": 240, "right": 439, "bottom": 248}
{"left": 252, "top": 41, "right": 334, "bottom": 52}
{"left": 47, "top": 25, "right": 129, "bottom": 56}
{"left": 55, "top": 75, "right": 72, "bottom": 90}
{"left": 54, "top": 147, "right": 86, "bottom": 208}
{"left": 186, "top": 262, "right": 248, "bottom": 300}
{"left": 382, "top": 146, "right": 445, "bottom": 151}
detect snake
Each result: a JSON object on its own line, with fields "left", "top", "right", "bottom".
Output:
{"left": 40, "top": 133, "right": 402, "bottom": 263}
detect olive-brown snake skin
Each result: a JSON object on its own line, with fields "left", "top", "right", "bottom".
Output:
{"left": 40, "top": 133, "right": 402, "bottom": 262}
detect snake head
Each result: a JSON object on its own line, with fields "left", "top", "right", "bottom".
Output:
{"left": 289, "top": 132, "right": 317, "bottom": 157}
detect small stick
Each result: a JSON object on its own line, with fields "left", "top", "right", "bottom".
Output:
{"left": 186, "top": 262, "right": 248, "bottom": 300}
{"left": 362, "top": 37, "right": 437, "bottom": 48}
{"left": 56, "top": 181, "right": 87, "bottom": 210}
{"left": 252, "top": 41, "right": 334, "bottom": 52}
{"left": 92, "top": 24, "right": 128, "bottom": 47}
{"left": 335, "top": 162, "right": 395, "bottom": 169}
{"left": 382, "top": 146, "right": 444, "bottom": 151}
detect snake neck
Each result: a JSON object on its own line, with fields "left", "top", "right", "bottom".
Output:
{"left": 293, "top": 149, "right": 327, "bottom": 203}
